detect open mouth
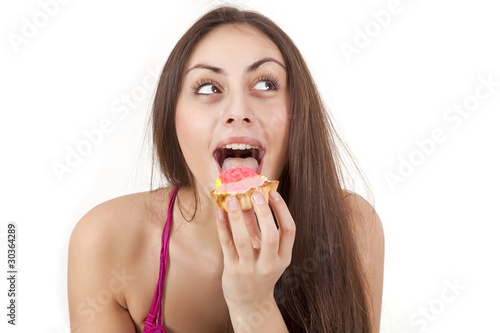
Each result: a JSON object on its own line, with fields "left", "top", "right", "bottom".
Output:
{"left": 213, "top": 144, "right": 265, "bottom": 174}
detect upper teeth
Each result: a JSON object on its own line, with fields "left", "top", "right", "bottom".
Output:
{"left": 224, "top": 143, "right": 259, "bottom": 150}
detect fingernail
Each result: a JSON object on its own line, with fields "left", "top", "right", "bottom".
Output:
{"left": 227, "top": 196, "right": 238, "bottom": 210}
{"left": 217, "top": 210, "right": 225, "bottom": 221}
{"left": 269, "top": 190, "right": 280, "bottom": 201}
{"left": 252, "top": 192, "right": 265, "bottom": 205}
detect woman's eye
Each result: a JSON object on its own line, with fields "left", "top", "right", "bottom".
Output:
{"left": 197, "top": 84, "right": 221, "bottom": 95}
{"left": 253, "top": 80, "right": 277, "bottom": 91}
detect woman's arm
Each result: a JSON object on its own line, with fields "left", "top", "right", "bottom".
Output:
{"left": 346, "top": 193, "right": 385, "bottom": 333}
{"left": 226, "top": 297, "right": 288, "bottom": 333}
{"left": 68, "top": 204, "right": 136, "bottom": 333}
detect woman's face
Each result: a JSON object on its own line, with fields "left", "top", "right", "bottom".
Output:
{"left": 175, "top": 24, "right": 289, "bottom": 194}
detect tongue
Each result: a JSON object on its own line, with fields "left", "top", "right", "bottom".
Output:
{"left": 222, "top": 157, "right": 259, "bottom": 173}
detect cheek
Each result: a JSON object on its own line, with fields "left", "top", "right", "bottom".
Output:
{"left": 272, "top": 109, "right": 289, "bottom": 139}
{"left": 175, "top": 110, "right": 194, "bottom": 144}
{"left": 265, "top": 104, "right": 289, "bottom": 146}
{"left": 262, "top": 104, "right": 290, "bottom": 175}
{"left": 175, "top": 106, "right": 213, "bottom": 157}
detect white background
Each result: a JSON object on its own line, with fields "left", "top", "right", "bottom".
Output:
{"left": 1, "top": 0, "right": 499, "bottom": 332}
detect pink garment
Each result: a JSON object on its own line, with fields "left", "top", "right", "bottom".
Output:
{"left": 143, "top": 187, "right": 179, "bottom": 333}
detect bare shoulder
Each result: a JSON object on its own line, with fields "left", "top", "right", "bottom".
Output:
{"left": 69, "top": 187, "right": 175, "bottom": 269}
{"left": 344, "top": 191, "right": 385, "bottom": 332}
{"left": 69, "top": 187, "right": 173, "bottom": 253}
{"left": 71, "top": 191, "right": 147, "bottom": 262}
{"left": 68, "top": 187, "right": 173, "bottom": 331}
{"left": 344, "top": 192, "right": 384, "bottom": 244}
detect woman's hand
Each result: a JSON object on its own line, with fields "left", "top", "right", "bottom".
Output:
{"left": 216, "top": 190, "right": 296, "bottom": 308}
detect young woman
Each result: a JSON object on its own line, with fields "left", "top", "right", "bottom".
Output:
{"left": 68, "top": 6, "right": 384, "bottom": 333}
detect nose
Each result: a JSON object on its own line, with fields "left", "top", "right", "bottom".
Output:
{"left": 225, "top": 115, "right": 251, "bottom": 124}
{"left": 223, "top": 92, "right": 253, "bottom": 126}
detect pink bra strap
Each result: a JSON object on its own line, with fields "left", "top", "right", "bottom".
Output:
{"left": 144, "top": 186, "right": 179, "bottom": 330}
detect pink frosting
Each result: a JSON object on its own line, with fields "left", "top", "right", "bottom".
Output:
{"left": 217, "top": 176, "right": 265, "bottom": 194}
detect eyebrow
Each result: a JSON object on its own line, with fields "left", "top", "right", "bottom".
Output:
{"left": 184, "top": 57, "right": 286, "bottom": 76}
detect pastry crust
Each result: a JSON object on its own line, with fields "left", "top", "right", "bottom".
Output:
{"left": 209, "top": 180, "right": 279, "bottom": 211}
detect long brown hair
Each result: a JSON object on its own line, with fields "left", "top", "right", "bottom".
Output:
{"left": 150, "top": 6, "right": 371, "bottom": 332}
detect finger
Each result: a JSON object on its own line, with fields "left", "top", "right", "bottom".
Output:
{"left": 225, "top": 196, "right": 256, "bottom": 262}
{"left": 268, "top": 190, "right": 296, "bottom": 260}
{"left": 216, "top": 208, "right": 238, "bottom": 263}
{"left": 242, "top": 209, "right": 262, "bottom": 250}
{"left": 251, "top": 191, "right": 279, "bottom": 261}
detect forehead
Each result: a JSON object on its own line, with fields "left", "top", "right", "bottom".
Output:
{"left": 187, "top": 24, "right": 285, "bottom": 71}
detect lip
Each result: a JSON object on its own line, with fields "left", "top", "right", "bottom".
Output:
{"left": 213, "top": 136, "right": 266, "bottom": 174}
